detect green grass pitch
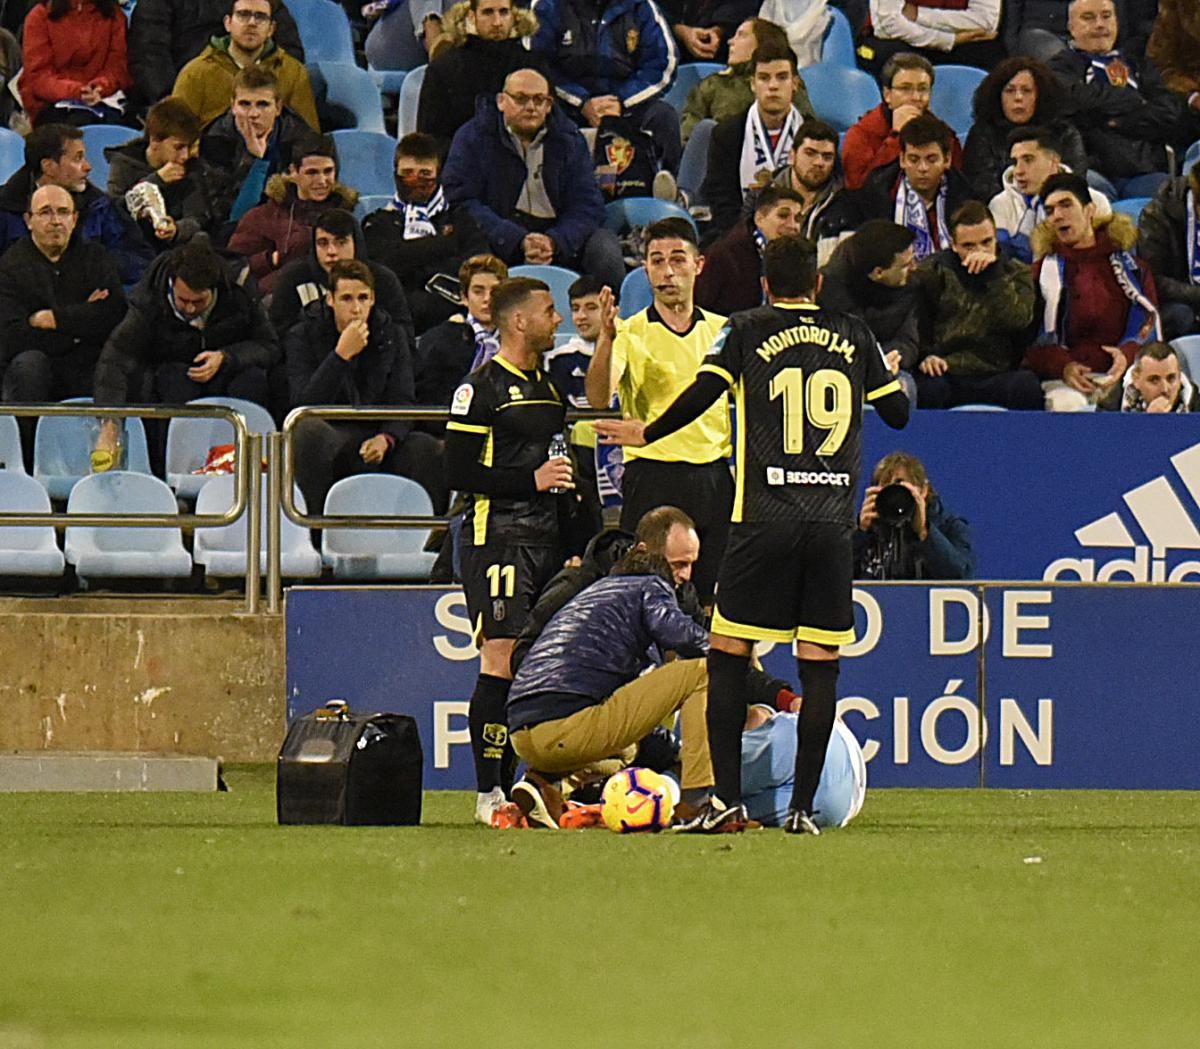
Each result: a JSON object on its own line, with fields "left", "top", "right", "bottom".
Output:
{"left": 2, "top": 767, "right": 1198, "bottom": 1049}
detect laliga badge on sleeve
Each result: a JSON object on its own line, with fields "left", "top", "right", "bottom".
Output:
{"left": 450, "top": 383, "right": 474, "bottom": 416}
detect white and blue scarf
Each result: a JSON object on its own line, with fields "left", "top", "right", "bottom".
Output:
{"left": 739, "top": 105, "right": 801, "bottom": 198}
{"left": 894, "top": 174, "right": 949, "bottom": 260}
{"left": 393, "top": 186, "right": 448, "bottom": 240}
{"left": 1187, "top": 189, "right": 1200, "bottom": 286}
{"left": 468, "top": 314, "right": 500, "bottom": 372}
{"left": 1036, "top": 242, "right": 1160, "bottom": 347}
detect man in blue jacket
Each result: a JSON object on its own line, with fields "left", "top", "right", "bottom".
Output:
{"left": 530, "top": 0, "right": 681, "bottom": 172}
{"left": 442, "top": 68, "right": 625, "bottom": 291}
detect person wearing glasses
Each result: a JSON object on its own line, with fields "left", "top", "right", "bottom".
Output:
{"left": 173, "top": 0, "right": 318, "bottom": 130}
{"left": 841, "top": 52, "right": 962, "bottom": 191}
{"left": 442, "top": 67, "right": 625, "bottom": 292}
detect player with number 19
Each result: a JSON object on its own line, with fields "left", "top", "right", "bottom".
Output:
{"left": 596, "top": 235, "right": 909, "bottom": 834}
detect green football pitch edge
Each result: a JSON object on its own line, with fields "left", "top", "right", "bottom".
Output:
{"left": 1, "top": 767, "right": 1198, "bottom": 1049}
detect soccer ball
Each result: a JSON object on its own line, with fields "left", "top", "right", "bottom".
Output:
{"left": 601, "top": 767, "right": 676, "bottom": 833}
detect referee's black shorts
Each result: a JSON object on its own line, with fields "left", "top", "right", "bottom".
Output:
{"left": 619, "top": 457, "right": 733, "bottom": 604}
{"left": 461, "top": 541, "right": 561, "bottom": 642}
{"left": 711, "top": 521, "right": 855, "bottom": 647}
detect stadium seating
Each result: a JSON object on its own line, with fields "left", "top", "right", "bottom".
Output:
{"left": 321, "top": 474, "right": 437, "bottom": 580}
{"left": 1184, "top": 140, "right": 1200, "bottom": 178}
{"left": 930, "top": 65, "right": 987, "bottom": 139}
{"left": 80, "top": 124, "right": 139, "bottom": 192}
{"left": 165, "top": 397, "right": 276, "bottom": 500}
{"left": 1111, "top": 197, "right": 1151, "bottom": 222}
{"left": 194, "top": 475, "right": 322, "bottom": 578}
{"left": 397, "top": 65, "right": 426, "bottom": 137}
{"left": 354, "top": 194, "right": 392, "bottom": 221}
{"left": 330, "top": 129, "right": 396, "bottom": 198}
{"left": 284, "top": 0, "right": 355, "bottom": 64}
{"left": 800, "top": 64, "right": 881, "bottom": 133}
{"left": 664, "top": 62, "right": 723, "bottom": 113}
{"left": 0, "top": 127, "right": 23, "bottom": 182}
{"left": 619, "top": 267, "right": 652, "bottom": 317}
{"left": 34, "top": 400, "right": 152, "bottom": 501}
{"left": 820, "top": 7, "right": 856, "bottom": 67}
{"left": 678, "top": 118, "right": 715, "bottom": 203}
{"left": 0, "top": 415, "right": 23, "bottom": 473}
{"left": 0, "top": 472, "right": 65, "bottom": 577}
{"left": 605, "top": 197, "right": 697, "bottom": 236}
{"left": 314, "top": 62, "right": 387, "bottom": 134}
{"left": 369, "top": 67, "right": 408, "bottom": 96}
{"left": 64, "top": 472, "right": 193, "bottom": 583}
{"left": 949, "top": 404, "right": 1008, "bottom": 411}
{"left": 1170, "top": 336, "right": 1200, "bottom": 380}
{"left": 509, "top": 264, "right": 581, "bottom": 335}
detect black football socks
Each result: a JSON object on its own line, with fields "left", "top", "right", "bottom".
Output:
{"left": 792, "top": 658, "right": 839, "bottom": 815}
{"left": 469, "top": 674, "right": 513, "bottom": 794}
{"left": 706, "top": 649, "right": 751, "bottom": 806}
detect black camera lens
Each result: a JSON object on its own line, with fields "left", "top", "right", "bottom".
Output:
{"left": 875, "top": 483, "right": 916, "bottom": 529}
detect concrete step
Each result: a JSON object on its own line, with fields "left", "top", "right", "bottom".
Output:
{"left": 0, "top": 751, "right": 219, "bottom": 792}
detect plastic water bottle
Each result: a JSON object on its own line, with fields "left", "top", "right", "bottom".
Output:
{"left": 547, "top": 432, "right": 569, "bottom": 494}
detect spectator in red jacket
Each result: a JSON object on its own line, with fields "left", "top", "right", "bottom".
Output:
{"left": 22, "top": 0, "right": 131, "bottom": 126}
{"left": 1025, "top": 172, "right": 1161, "bottom": 411}
{"left": 841, "top": 51, "right": 962, "bottom": 191}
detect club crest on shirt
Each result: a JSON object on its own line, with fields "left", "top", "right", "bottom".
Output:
{"left": 626, "top": 28, "right": 639, "bottom": 52}
{"left": 450, "top": 383, "right": 474, "bottom": 415}
{"left": 561, "top": 29, "right": 573, "bottom": 45}
{"left": 508, "top": 384, "right": 523, "bottom": 400}
{"left": 606, "top": 136, "right": 634, "bottom": 173}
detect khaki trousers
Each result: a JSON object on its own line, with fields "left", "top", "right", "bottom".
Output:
{"left": 510, "top": 658, "right": 714, "bottom": 790}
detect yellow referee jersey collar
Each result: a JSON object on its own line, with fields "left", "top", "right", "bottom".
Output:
{"left": 647, "top": 304, "right": 705, "bottom": 336}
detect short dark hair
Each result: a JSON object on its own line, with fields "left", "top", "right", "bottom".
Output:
{"left": 328, "top": 258, "right": 374, "bottom": 293}
{"left": 25, "top": 124, "right": 82, "bottom": 175}
{"left": 490, "top": 276, "right": 549, "bottom": 325}
{"left": 170, "top": 241, "right": 224, "bottom": 292}
{"left": 754, "top": 184, "right": 805, "bottom": 214}
{"left": 634, "top": 506, "right": 696, "bottom": 555}
{"left": 793, "top": 117, "right": 838, "bottom": 149}
{"left": 845, "top": 221, "right": 915, "bottom": 275}
{"left": 1134, "top": 341, "right": 1178, "bottom": 366}
{"left": 314, "top": 208, "right": 357, "bottom": 241}
{"left": 948, "top": 200, "right": 995, "bottom": 238}
{"left": 1005, "top": 123, "right": 1060, "bottom": 156}
{"left": 395, "top": 132, "right": 439, "bottom": 164}
{"left": 145, "top": 97, "right": 201, "bottom": 144}
{"left": 745, "top": 17, "right": 789, "bottom": 55}
{"left": 458, "top": 254, "right": 508, "bottom": 296}
{"left": 643, "top": 217, "right": 698, "bottom": 256}
{"left": 899, "top": 113, "right": 953, "bottom": 154}
{"left": 568, "top": 274, "right": 605, "bottom": 301}
{"left": 290, "top": 134, "right": 337, "bottom": 169}
{"left": 764, "top": 234, "right": 818, "bottom": 298}
{"left": 881, "top": 51, "right": 934, "bottom": 90}
{"left": 228, "top": 0, "right": 278, "bottom": 17}
{"left": 232, "top": 64, "right": 279, "bottom": 98}
{"left": 751, "top": 40, "right": 798, "bottom": 75}
{"left": 1041, "top": 172, "right": 1091, "bottom": 208}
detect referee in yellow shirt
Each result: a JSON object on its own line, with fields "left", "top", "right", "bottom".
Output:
{"left": 585, "top": 218, "right": 732, "bottom": 603}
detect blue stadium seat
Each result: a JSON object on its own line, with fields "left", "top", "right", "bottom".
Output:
{"left": 1184, "top": 140, "right": 1200, "bottom": 178}
{"left": 330, "top": 129, "right": 397, "bottom": 198}
{"left": 0, "top": 414, "right": 23, "bottom": 473}
{"left": 165, "top": 396, "right": 276, "bottom": 500}
{"left": 619, "top": 267, "right": 652, "bottom": 318}
{"left": 284, "top": 0, "right": 355, "bottom": 64}
{"left": 354, "top": 194, "right": 392, "bottom": 221}
{"left": 930, "top": 64, "right": 986, "bottom": 139}
{"left": 314, "top": 61, "right": 387, "bottom": 134}
{"left": 0, "top": 128, "right": 24, "bottom": 182}
{"left": 369, "top": 68, "right": 407, "bottom": 96}
{"left": 949, "top": 404, "right": 1009, "bottom": 411}
{"left": 65, "top": 472, "right": 193, "bottom": 582}
{"left": 509, "top": 264, "right": 581, "bottom": 335}
{"left": 1111, "top": 197, "right": 1151, "bottom": 222}
{"left": 800, "top": 64, "right": 881, "bottom": 133}
{"left": 34, "top": 400, "right": 152, "bottom": 501}
{"left": 397, "top": 65, "right": 426, "bottom": 137}
{"left": 80, "top": 124, "right": 139, "bottom": 192}
{"left": 194, "top": 475, "right": 321, "bottom": 578}
{"left": 820, "top": 7, "right": 856, "bottom": 67}
{"left": 664, "top": 62, "right": 723, "bottom": 113}
{"left": 0, "top": 472, "right": 64, "bottom": 577}
{"left": 679, "top": 118, "right": 715, "bottom": 202}
{"left": 605, "top": 197, "right": 696, "bottom": 235}
{"left": 322, "top": 474, "right": 438, "bottom": 580}
{"left": 1170, "top": 336, "right": 1200, "bottom": 381}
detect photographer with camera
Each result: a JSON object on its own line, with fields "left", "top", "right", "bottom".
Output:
{"left": 854, "top": 452, "right": 973, "bottom": 580}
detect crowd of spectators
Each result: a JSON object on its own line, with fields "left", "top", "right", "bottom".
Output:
{"left": 0, "top": 0, "right": 1198, "bottom": 523}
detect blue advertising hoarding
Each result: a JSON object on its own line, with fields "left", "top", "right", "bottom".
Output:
{"left": 286, "top": 583, "right": 1200, "bottom": 791}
